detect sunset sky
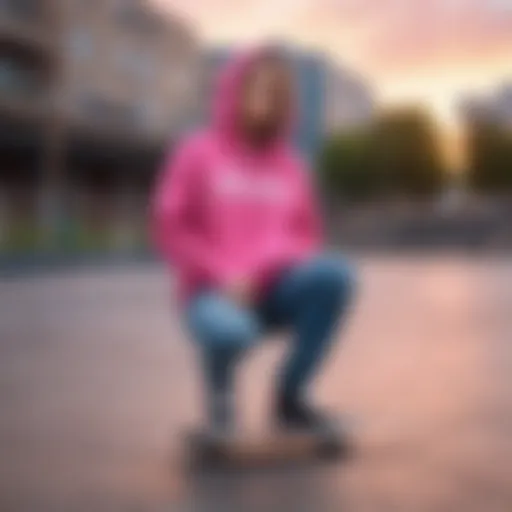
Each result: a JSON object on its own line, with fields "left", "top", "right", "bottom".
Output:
{"left": 151, "top": 0, "right": 512, "bottom": 130}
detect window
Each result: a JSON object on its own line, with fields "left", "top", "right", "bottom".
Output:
{"left": 69, "top": 0, "right": 102, "bottom": 11}
{"left": 70, "top": 0, "right": 92, "bottom": 6}
{"left": 169, "top": 65, "right": 194, "bottom": 98}
{"left": 67, "top": 28, "right": 94, "bottom": 61}
{"left": 134, "top": 53, "right": 156, "bottom": 83}
{"left": 112, "top": 0, "right": 163, "bottom": 35}
{"left": 0, "top": 56, "right": 44, "bottom": 97}
{"left": 112, "top": 45, "right": 156, "bottom": 83}
{"left": 0, "top": 0, "right": 42, "bottom": 22}
{"left": 135, "top": 97, "right": 161, "bottom": 129}
{"left": 77, "top": 91, "right": 139, "bottom": 126}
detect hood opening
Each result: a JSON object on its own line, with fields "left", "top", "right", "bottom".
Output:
{"left": 211, "top": 45, "right": 296, "bottom": 150}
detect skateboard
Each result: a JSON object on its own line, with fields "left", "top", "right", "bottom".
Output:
{"left": 183, "top": 426, "right": 353, "bottom": 470}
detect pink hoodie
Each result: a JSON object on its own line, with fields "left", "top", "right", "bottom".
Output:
{"left": 151, "top": 46, "right": 322, "bottom": 302}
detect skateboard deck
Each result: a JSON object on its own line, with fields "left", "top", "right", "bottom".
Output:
{"left": 184, "top": 428, "right": 353, "bottom": 470}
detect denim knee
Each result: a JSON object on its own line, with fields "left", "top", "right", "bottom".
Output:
{"left": 208, "top": 313, "right": 259, "bottom": 351}
{"left": 187, "top": 294, "right": 259, "bottom": 352}
{"left": 301, "top": 254, "right": 357, "bottom": 303}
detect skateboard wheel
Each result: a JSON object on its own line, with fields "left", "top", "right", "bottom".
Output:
{"left": 187, "top": 431, "right": 228, "bottom": 467}
{"left": 318, "top": 434, "right": 351, "bottom": 460}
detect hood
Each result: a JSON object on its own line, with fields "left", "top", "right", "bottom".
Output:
{"left": 211, "top": 45, "right": 296, "bottom": 150}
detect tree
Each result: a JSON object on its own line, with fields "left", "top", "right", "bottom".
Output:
{"left": 317, "top": 107, "right": 447, "bottom": 201}
{"left": 466, "top": 120, "right": 512, "bottom": 193}
{"left": 317, "top": 129, "right": 382, "bottom": 201}
{"left": 370, "top": 108, "right": 447, "bottom": 197}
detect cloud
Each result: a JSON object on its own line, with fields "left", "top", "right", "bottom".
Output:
{"left": 154, "top": 0, "right": 512, "bottom": 64}
{"left": 153, "top": 0, "right": 512, "bottom": 125}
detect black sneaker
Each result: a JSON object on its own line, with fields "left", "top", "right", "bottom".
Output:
{"left": 275, "top": 395, "right": 354, "bottom": 459}
{"left": 275, "top": 395, "right": 338, "bottom": 435}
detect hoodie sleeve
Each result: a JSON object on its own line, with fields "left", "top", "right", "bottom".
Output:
{"left": 151, "top": 137, "right": 226, "bottom": 283}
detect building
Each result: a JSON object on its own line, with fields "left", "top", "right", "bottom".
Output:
{"left": 0, "top": 0, "right": 200, "bottom": 253}
{"left": 459, "top": 96, "right": 498, "bottom": 126}
{"left": 60, "top": 0, "right": 199, "bottom": 142}
{"left": 459, "top": 82, "right": 512, "bottom": 129}
{"left": 495, "top": 83, "right": 512, "bottom": 128}
{"left": 197, "top": 47, "right": 230, "bottom": 125}
{"left": 323, "top": 62, "right": 374, "bottom": 135}
{"left": 57, "top": 0, "right": 200, "bottom": 251}
{"left": 0, "top": 0, "right": 59, "bottom": 249}
{"left": 291, "top": 48, "right": 326, "bottom": 160}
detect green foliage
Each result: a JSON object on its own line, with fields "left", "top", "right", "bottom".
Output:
{"left": 466, "top": 120, "right": 512, "bottom": 192}
{"left": 318, "top": 130, "right": 382, "bottom": 200}
{"left": 1, "top": 220, "right": 40, "bottom": 253}
{"left": 317, "top": 108, "right": 448, "bottom": 201}
{"left": 371, "top": 108, "right": 446, "bottom": 196}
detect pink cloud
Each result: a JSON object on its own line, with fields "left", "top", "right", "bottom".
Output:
{"left": 155, "top": 0, "right": 512, "bottom": 60}
{"left": 154, "top": 0, "right": 512, "bottom": 122}
{"left": 301, "top": 0, "right": 512, "bottom": 74}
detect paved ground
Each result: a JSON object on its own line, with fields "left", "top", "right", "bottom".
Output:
{"left": 0, "top": 256, "right": 511, "bottom": 511}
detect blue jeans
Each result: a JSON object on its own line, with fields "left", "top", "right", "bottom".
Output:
{"left": 186, "top": 254, "right": 356, "bottom": 405}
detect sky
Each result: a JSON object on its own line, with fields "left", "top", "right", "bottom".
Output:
{"left": 151, "top": 0, "right": 512, "bottom": 130}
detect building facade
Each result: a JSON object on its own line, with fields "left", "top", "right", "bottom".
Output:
{"left": 197, "top": 47, "right": 229, "bottom": 126}
{"left": 495, "top": 83, "right": 512, "bottom": 129}
{"left": 60, "top": 0, "right": 199, "bottom": 141}
{"left": 0, "top": 0, "right": 59, "bottom": 250}
{"left": 0, "top": 0, "right": 200, "bottom": 254}
{"left": 291, "top": 49, "right": 326, "bottom": 161}
{"left": 323, "top": 62, "right": 374, "bottom": 135}
{"left": 459, "top": 82, "right": 512, "bottom": 129}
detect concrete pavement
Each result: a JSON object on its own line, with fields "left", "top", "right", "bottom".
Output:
{"left": 0, "top": 256, "right": 511, "bottom": 511}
